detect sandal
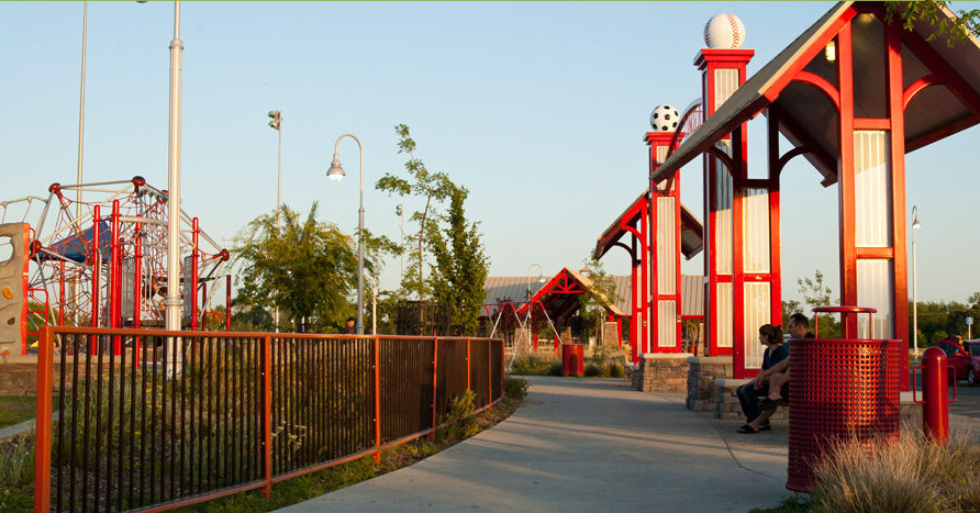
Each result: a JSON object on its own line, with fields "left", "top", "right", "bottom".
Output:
{"left": 737, "top": 424, "right": 760, "bottom": 434}
{"left": 759, "top": 423, "right": 772, "bottom": 431}
{"left": 759, "top": 398, "right": 785, "bottom": 411}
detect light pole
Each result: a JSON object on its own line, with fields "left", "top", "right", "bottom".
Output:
{"left": 165, "top": 0, "right": 184, "bottom": 339}
{"left": 912, "top": 205, "right": 921, "bottom": 357}
{"left": 327, "top": 134, "right": 365, "bottom": 335}
{"left": 268, "top": 110, "right": 282, "bottom": 332}
{"left": 526, "top": 263, "right": 545, "bottom": 300}
{"left": 397, "top": 204, "right": 404, "bottom": 286}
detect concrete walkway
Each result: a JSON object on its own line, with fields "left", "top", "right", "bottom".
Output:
{"left": 280, "top": 376, "right": 794, "bottom": 513}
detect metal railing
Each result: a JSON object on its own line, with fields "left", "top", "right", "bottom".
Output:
{"left": 34, "top": 326, "right": 504, "bottom": 512}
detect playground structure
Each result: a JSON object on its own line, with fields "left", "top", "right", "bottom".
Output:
{"left": 0, "top": 176, "right": 231, "bottom": 355}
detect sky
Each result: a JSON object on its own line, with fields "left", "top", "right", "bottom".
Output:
{"left": 1, "top": 1, "right": 978, "bottom": 305}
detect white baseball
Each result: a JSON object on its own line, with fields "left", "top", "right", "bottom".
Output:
{"left": 704, "top": 13, "right": 746, "bottom": 49}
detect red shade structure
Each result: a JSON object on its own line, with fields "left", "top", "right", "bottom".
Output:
{"left": 650, "top": 2, "right": 980, "bottom": 388}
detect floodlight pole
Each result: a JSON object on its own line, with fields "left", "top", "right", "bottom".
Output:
{"left": 165, "top": 1, "right": 184, "bottom": 343}
{"left": 912, "top": 205, "right": 921, "bottom": 357}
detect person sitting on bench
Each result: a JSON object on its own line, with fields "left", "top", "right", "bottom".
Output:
{"left": 736, "top": 324, "right": 788, "bottom": 434}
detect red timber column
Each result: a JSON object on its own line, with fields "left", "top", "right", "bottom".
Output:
{"left": 646, "top": 130, "right": 684, "bottom": 353}
{"left": 630, "top": 237, "right": 641, "bottom": 363}
{"left": 621, "top": 200, "right": 650, "bottom": 357}
{"left": 696, "top": 47, "right": 754, "bottom": 365}
{"left": 835, "top": 12, "right": 910, "bottom": 390}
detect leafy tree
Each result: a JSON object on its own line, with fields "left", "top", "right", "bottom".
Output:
{"left": 375, "top": 124, "right": 455, "bottom": 301}
{"left": 797, "top": 269, "right": 840, "bottom": 338}
{"left": 233, "top": 203, "right": 357, "bottom": 333}
{"left": 427, "top": 186, "right": 490, "bottom": 335}
{"left": 571, "top": 256, "right": 620, "bottom": 344}
{"left": 887, "top": 1, "right": 980, "bottom": 46}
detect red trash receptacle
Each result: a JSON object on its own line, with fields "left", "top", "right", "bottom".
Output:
{"left": 562, "top": 344, "right": 584, "bottom": 377}
{"left": 786, "top": 307, "right": 901, "bottom": 493}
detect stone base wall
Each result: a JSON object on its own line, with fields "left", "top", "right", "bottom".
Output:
{"left": 632, "top": 354, "right": 691, "bottom": 393}
{"left": 714, "top": 378, "right": 789, "bottom": 421}
{"left": 686, "top": 357, "right": 732, "bottom": 412}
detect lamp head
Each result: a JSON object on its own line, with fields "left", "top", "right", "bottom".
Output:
{"left": 327, "top": 153, "right": 345, "bottom": 182}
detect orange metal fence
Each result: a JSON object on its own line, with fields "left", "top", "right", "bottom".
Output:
{"left": 34, "top": 326, "right": 504, "bottom": 512}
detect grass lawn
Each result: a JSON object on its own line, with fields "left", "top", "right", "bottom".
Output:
{"left": 0, "top": 396, "right": 37, "bottom": 429}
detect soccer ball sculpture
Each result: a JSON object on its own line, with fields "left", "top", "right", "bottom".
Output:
{"left": 703, "top": 13, "right": 746, "bottom": 50}
{"left": 650, "top": 104, "right": 680, "bottom": 132}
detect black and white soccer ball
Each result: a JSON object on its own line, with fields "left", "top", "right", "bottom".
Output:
{"left": 650, "top": 104, "right": 680, "bottom": 132}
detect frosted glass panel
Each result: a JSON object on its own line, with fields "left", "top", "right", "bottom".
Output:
{"left": 743, "top": 188, "right": 771, "bottom": 273}
{"left": 857, "top": 259, "right": 894, "bottom": 339}
{"left": 854, "top": 130, "right": 892, "bottom": 247}
{"left": 714, "top": 68, "right": 739, "bottom": 108}
{"left": 714, "top": 166, "right": 733, "bottom": 275}
{"left": 658, "top": 301, "right": 677, "bottom": 349}
{"left": 717, "top": 282, "right": 733, "bottom": 348}
{"left": 743, "top": 283, "right": 771, "bottom": 369}
{"left": 656, "top": 145, "right": 669, "bottom": 165}
{"left": 657, "top": 196, "right": 677, "bottom": 295}
{"left": 121, "top": 258, "right": 135, "bottom": 320}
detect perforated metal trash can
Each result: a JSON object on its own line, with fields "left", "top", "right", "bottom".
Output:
{"left": 786, "top": 337, "right": 901, "bottom": 492}
{"left": 562, "top": 344, "right": 584, "bottom": 377}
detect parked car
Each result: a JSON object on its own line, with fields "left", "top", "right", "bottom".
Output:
{"left": 936, "top": 337, "right": 980, "bottom": 386}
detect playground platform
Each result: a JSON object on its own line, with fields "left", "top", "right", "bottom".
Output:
{"left": 279, "top": 376, "right": 795, "bottom": 512}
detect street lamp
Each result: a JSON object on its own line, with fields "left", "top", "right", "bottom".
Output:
{"left": 327, "top": 133, "right": 365, "bottom": 335}
{"left": 912, "top": 205, "right": 922, "bottom": 357}
{"left": 164, "top": 0, "right": 184, "bottom": 339}
{"left": 526, "top": 263, "right": 545, "bottom": 300}
{"left": 268, "top": 109, "right": 282, "bottom": 332}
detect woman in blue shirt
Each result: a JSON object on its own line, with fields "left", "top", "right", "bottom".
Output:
{"left": 736, "top": 324, "right": 788, "bottom": 434}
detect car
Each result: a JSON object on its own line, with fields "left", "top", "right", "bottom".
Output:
{"left": 936, "top": 337, "right": 980, "bottom": 386}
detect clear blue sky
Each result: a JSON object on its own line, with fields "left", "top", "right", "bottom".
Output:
{"left": 2, "top": 1, "right": 978, "bottom": 304}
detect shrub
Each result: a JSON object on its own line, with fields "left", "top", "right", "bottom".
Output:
{"left": 810, "top": 426, "right": 980, "bottom": 513}
{"left": 547, "top": 361, "right": 563, "bottom": 376}
{"left": 437, "top": 389, "right": 478, "bottom": 444}
{"left": 0, "top": 431, "right": 35, "bottom": 487}
{"left": 606, "top": 362, "right": 624, "bottom": 378}
{"left": 583, "top": 364, "right": 602, "bottom": 377}
{"left": 504, "top": 377, "right": 528, "bottom": 402}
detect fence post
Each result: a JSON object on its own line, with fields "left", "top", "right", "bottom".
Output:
{"left": 373, "top": 336, "right": 381, "bottom": 464}
{"left": 430, "top": 337, "right": 438, "bottom": 442}
{"left": 466, "top": 338, "right": 471, "bottom": 392}
{"left": 262, "top": 335, "right": 273, "bottom": 498}
{"left": 500, "top": 339, "right": 505, "bottom": 400}
{"left": 34, "top": 326, "right": 53, "bottom": 513}
{"left": 488, "top": 340, "right": 493, "bottom": 411}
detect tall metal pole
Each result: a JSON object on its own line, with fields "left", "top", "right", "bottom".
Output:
{"left": 398, "top": 204, "right": 404, "bottom": 286}
{"left": 165, "top": 0, "right": 184, "bottom": 339}
{"left": 271, "top": 110, "right": 282, "bottom": 333}
{"left": 328, "top": 134, "right": 365, "bottom": 335}
{"left": 912, "top": 205, "right": 919, "bottom": 357}
{"left": 372, "top": 253, "right": 378, "bottom": 335}
{"left": 73, "top": 0, "right": 88, "bottom": 325}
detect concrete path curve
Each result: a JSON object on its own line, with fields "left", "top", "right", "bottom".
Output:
{"left": 279, "top": 376, "right": 792, "bottom": 513}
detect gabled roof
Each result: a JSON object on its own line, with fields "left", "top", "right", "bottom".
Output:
{"left": 593, "top": 190, "right": 704, "bottom": 261}
{"left": 652, "top": 1, "right": 980, "bottom": 186}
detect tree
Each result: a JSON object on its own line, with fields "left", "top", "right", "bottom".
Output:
{"left": 233, "top": 203, "right": 357, "bottom": 333}
{"left": 797, "top": 269, "right": 839, "bottom": 338}
{"left": 572, "top": 256, "right": 619, "bottom": 345}
{"left": 887, "top": 1, "right": 980, "bottom": 46}
{"left": 427, "top": 186, "right": 490, "bottom": 335}
{"left": 376, "top": 124, "right": 456, "bottom": 302}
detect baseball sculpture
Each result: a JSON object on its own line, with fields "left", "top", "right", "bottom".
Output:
{"left": 650, "top": 104, "right": 680, "bottom": 132}
{"left": 704, "top": 13, "right": 746, "bottom": 49}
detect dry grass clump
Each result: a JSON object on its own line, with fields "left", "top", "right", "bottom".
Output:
{"left": 810, "top": 426, "right": 980, "bottom": 513}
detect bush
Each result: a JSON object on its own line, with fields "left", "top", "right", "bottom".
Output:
{"left": 606, "top": 362, "right": 624, "bottom": 378}
{"left": 0, "top": 432, "right": 34, "bottom": 487}
{"left": 437, "top": 389, "right": 478, "bottom": 444}
{"left": 504, "top": 377, "right": 528, "bottom": 402}
{"left": 810, "top": 426, "right": 980, "bottom": 513}
{"left": 583, "top": 364, "right": 602, "bottom": 377}
{"left": 547, "top": 361, "right": 563, "bottom": 376}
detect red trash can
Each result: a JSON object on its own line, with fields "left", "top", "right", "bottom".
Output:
{"left": 786, "top": 307, "right": 901, "bottom": 493}
{"left": 562, "top": 344, "right": 584, "bottom": 377}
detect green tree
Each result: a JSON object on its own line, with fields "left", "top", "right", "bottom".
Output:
{"left": 887, "top": 1, "right": 980, "bottom": 46}
{"left": 798, "top": 269, "right": 840, "bottom": 338}
{"left": 427, "top": 186, "right": 490, "bottom": 335}
{"left": 375, "top": 124, "right": 455, "bottom": 302}
{"left": 572, "top": 256, "right": 620, "bottom": 344}
{"left": 233, "top": 203, "right": 357, "bottom": 333}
